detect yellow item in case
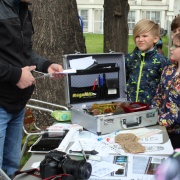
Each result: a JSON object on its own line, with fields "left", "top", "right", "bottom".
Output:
{"left": 92, "top": 103, "right": 116, "bottom": 114}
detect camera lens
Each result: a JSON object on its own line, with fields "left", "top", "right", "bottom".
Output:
{"left": 78, "top": 161, "right": 92, "bottom": 179}
{"left": 63, "top": 159, "right": 92, "bottom": 179}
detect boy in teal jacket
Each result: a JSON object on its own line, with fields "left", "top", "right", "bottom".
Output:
{"left": 125, "top": 19, "right": 170, "bottom": 104}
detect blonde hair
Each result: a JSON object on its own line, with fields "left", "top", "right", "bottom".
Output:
{"left": 133, "top": 19, "right": 160, "bottom": 42}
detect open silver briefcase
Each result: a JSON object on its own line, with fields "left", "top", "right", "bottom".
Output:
{"left": 63, "top": 53, "right": 158, "bottom": 135}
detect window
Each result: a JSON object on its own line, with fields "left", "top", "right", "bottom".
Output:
{"left": 94, "top": 9, "right": 104, "bottom": 33}
{"left": 128, "top": 11, "right": 135, "bottom": 34}
{"left": 146, "top": 11, "right": 161, "bottom": 25}
{"left": 79, "top": 10, "right": 88, "bottom": 32}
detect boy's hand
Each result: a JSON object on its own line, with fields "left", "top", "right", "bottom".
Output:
{"left": 16, "top": 66, "right": 36, "bottom": 89}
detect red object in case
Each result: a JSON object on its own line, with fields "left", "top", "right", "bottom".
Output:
{"left": 121, "top": 102, "right": 150, "bottom": 113}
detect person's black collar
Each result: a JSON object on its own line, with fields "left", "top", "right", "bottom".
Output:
{"left": 5, "top": 0, "right": 32, "bottom": 6}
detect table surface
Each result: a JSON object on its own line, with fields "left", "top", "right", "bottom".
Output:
{"left": 14, "top": 125, "right": 171, "bottom": 180}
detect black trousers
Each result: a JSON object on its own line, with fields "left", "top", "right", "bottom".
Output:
{"left": 168, "top": 133, "right": 180, "bottom": 149}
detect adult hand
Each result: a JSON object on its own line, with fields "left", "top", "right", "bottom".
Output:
{"left": 16, "top": 66, "right": 36, "bottom": 89}
{"left": 47, "top": 63, "right": 65, "bottom": 79}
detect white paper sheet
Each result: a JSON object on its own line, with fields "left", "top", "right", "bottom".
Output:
{"left": 55, "top": 69, "right": 77, "bottom": 74}
{"left": 31, "top": 162, "right": 41, "bottom": 168}
{"left": 90, "top": 161, "right": 120, "bottom": 177}
{"left": 117, "top": 128, "right": 162, "bottom": 139}
{"left": 139, "top": 134, "right": 163, "bottom": 144}
{"left": 69, "top": 56, "right": 95, "bottom": 70}
{"left": 141, "top": 139, "right": 174, "bottom": 155}
{"left": 89, "top": 154, "right": 167, "bottom": 180}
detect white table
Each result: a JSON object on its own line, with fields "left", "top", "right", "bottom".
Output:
{"left": 14, "top": 125, "right": 172, "bottom": 180}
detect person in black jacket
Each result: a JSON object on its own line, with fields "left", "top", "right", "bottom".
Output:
{"left": 0, "top": 0, "right": 64, "bottom": 177}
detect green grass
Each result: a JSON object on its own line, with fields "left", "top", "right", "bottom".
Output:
{"left": 127, "top": 35, "right": 135, "bottom": 53}
{"left": 84, "top": 33, "right": 169, "bottom": 57}
{"left": 84, "top": 33, "right": 103, "bottom": 53}
{"left": 161, "top": 35, "right": 169, "bottom": 57}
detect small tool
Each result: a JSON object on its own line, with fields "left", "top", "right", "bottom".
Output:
{"left": 69, "top": 149, "right": 98, "bottom": 155}
{"left": 33, "top": 70, "right": 51, "bottom": 79}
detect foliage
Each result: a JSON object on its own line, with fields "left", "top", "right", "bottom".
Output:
{"left": 20, "top": 152, "right": 31, "bottom": 168}
{"left": 20, "top": 135, "right": 39, "bottom": 168}
{"left": 161, "top": 35, "right": 169, "bottom": 57}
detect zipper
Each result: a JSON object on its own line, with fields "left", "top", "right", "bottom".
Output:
{"left": 19, "top": 6, "right": 29, "bottom": 64}
{"left": 21, "top": 30, "right": 24, "bottom": 47}
{"left": 136, "top": 52, "right": 145, "bottom": 102}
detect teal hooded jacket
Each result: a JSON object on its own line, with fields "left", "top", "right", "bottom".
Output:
{"left": 125, "top": 46, "right": 170, "bottom": 104}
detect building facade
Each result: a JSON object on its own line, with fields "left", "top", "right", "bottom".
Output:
{"left": 77, "top": 0, "right": 180, "bottom": 34}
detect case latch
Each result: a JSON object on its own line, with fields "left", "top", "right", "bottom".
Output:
{"left": 104, "top": 119, "right": 114, "bottom": 125}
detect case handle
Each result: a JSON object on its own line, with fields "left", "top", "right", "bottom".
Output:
{"left": 121, "top": 117, "right": 142, "bottom": 129}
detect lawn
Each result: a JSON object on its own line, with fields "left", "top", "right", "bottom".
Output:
{"left": 84, "top": 33, "right": 169, "bottom": 57}
{"left": 84, "top": 33, "right": 104, "bottom": 53}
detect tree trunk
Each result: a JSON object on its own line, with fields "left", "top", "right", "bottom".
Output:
{"left": 31, "top": 0, "right": 86, "bottom": 106}
{"left": 104, "top": 0, "right": 129, "bottom": 54}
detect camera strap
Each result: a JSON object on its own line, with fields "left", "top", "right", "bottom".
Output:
{"left": 14, "top": 168, "right": 41, "bottom": 178}
{"left": 13, "top": 168, "right": 74, "bottom": 180}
